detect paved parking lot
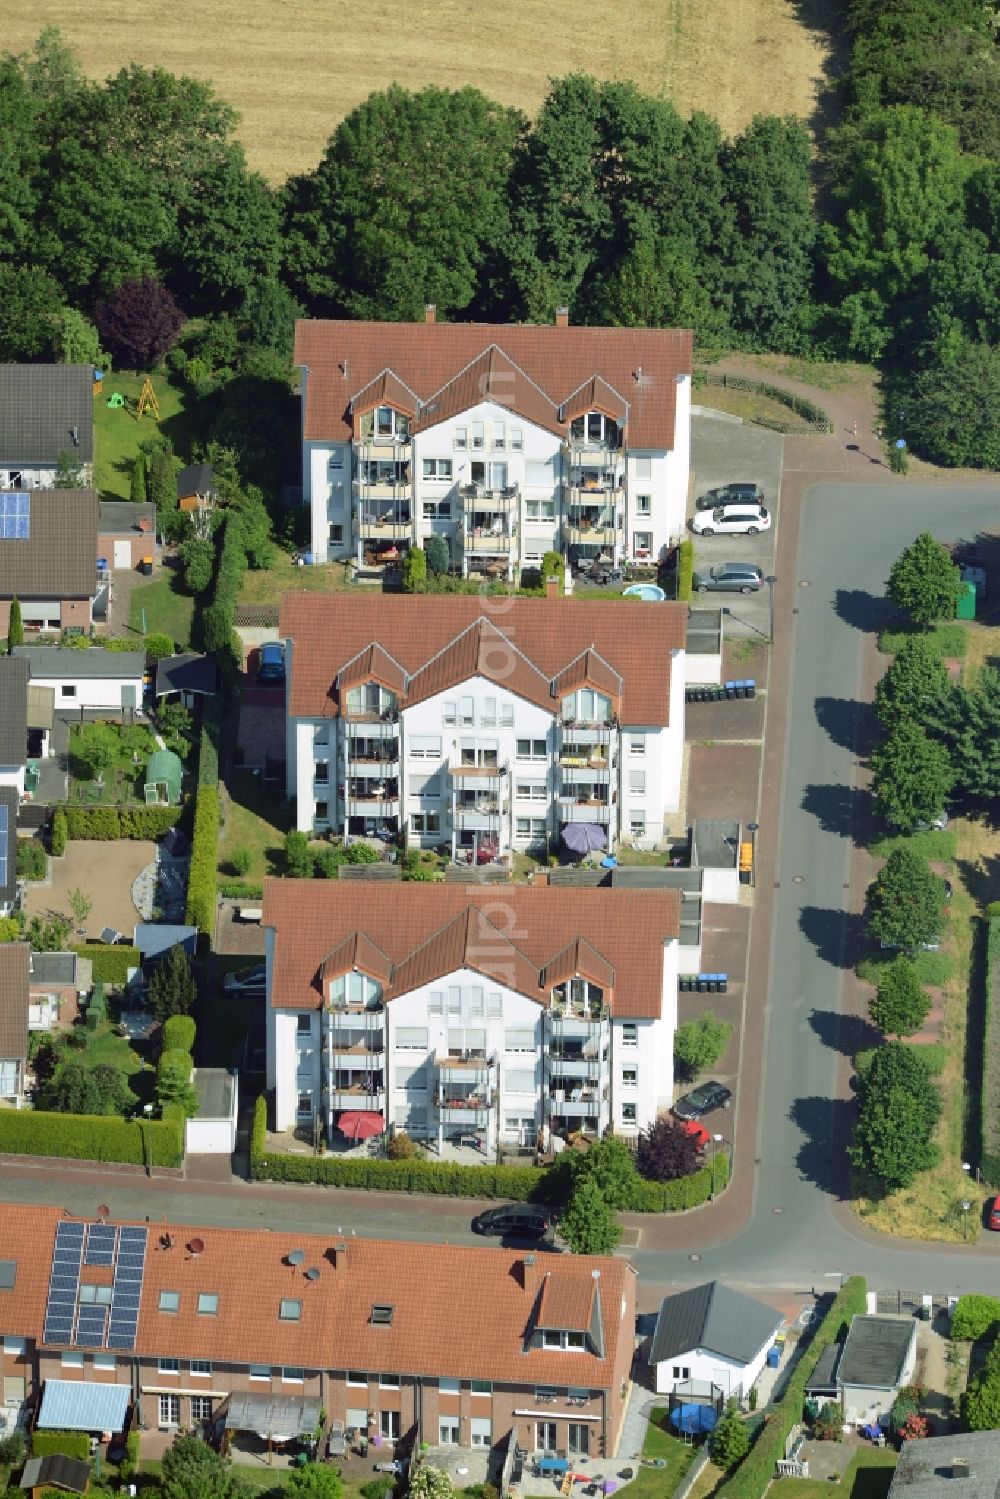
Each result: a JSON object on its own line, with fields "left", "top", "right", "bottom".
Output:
{"left": 689, "top": 413, "right": 783, "bottom": 640}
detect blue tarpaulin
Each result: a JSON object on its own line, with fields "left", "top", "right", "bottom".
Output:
{"left": 669, "top": 1403, "right": 718, "bottom": 1435}
{"left": 38, "top": 1378, "right": 131, "bottom": 1432}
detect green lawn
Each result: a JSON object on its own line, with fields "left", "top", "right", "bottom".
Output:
{"left": 128, "top": 574, "right": 198, "bottom": 651}
{"left": 771, "top": 1448, "right": 896, "bottom": 1498}
{"left": 68, "top": 721, "right": 160, "bottom": 804}
{"left": 94, "top": 370, "right": 199, "bottom": 501}
{"left": 868, "top": 828, "right": 957, "bottom": 862}
{"left": 624, "top": 1407, "right": 697, "bottom": 1499}
{"left": 239, "top": 550, "right": 358, "bottom": 606}
{"left": 878, "top": 621, "right": 968, "bottom": 659}
{"left": 138, "top": 1461, "right": 378, "bottom": 1497}
{"left": 218, "top": 772, "right": 295, "bottom": 882}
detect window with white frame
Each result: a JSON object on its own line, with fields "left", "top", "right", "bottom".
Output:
{"left": 158, "top": 1357, "right": 180, "bottom": 1374}
{"left": 61, "top": 1351, "right": 84, "bottom": 1369}
{"left": 515, "top": 817, "right": 547, "bottom": 841}
{"left": 92, "top": 1353, "right": 116, "bottom": 1371}
{"left": 487, "top": 991, "right": 502, "bottom": 1017}
{"left": 471, "top": 1417, "right": 492, "bottom": 1447}
{"left": 672, "top": 1365, "right": 691, "bottom": 1380}
{"left": 542, "top": 1329, "right": 586, "bottom": 1350}
{"left": 628, "top": 770, "right": 646, "bottom": 795}
{"left": 381, "top": 1411, "right": 401, "bottom": 1440}
{"left": 422, "top": 459, "right": 454, "bottom": 480}
{"left": 3, "top": 1337, "right": 26, "bottom": 1356}
{"left": 633, "top": 456, "right": 652, "bottom": 479}
{"left": 492, "top": 422, "right": 506, "bottom": 450}
{"left": 633, "top": 532, "right": 652, "bottom": 557}
{"left": 347, "top": 1371, "right": 368, "bottom": 1387}
{"left": 621, "top": 1023, "right": 638, "bottom": 1046}
{"left": 395, "top": 1027, "right": 429, "bottom": 1051}
{"left": 443, "top": 701, "right": 457, "bottom": 724}
{"left": 635, "top": 493, "right": 651, "bottom": 514}
{"left": 482, "top": 696, "right": 497, "bottom": 726}
{"left": 517, "top": 738, "right": 547, "bottom": 761}
{"left": 501, "top": 703, "right": 515, "bottom": 726}
{"left": 439, "top": 1377, "right": 460, "bottom": 1394}
{"left": 380, "top": 1373, "right": 401, "bottom": 1389}
{"left": 505, "top": 1028, "right": 536, "bottom": 1052}
{"left": 422, "top": 499, "right": 452, "bottom": 520}
{"left": 375, "top": 405, "right": 409, "bottom": 440}
{"left": 395, "top": 1063, "right": 428, "bottom": 1091}
{"left": 471, "top": 422, "right": 485, "bottom": 450}
{"left": 622, "top": 1102, "right": 638, "bottom": 1124}
{"left": 447, "top": 987, "right": 461, "bottom": 1015}
{"left": 191, "top": 1395, "right": 213, "bottom": 1421}
{"left": 629, "top": 736, "right": 645, "bottom": 756}
{"left": 439, "top": 1418, "right": 461, "bottom": 1444}
{"left": 345, "top": 683, "right": 397, "bottom": 718}
{"left": 511, "top": 428, "right": 524, "bottom": 451}
{"left": 561, "top": 689, "right": 612, "bottom": 724}
{"left": 525, "top": 496, "right": 555, "bottom": 520}
{"left": 505, "top": 1068, "right": 535, "bottom": 1093}
{"left": 460, "top": 695, "right": 474, "bottom": 725}
{"left": 428, "top": 991, "right": 443, "bottom": 1016}
{"left": 158, "top": 1290, "right": 180, "bottom": 1313}
{"left": 158, "top": 1394, "right": 180, "bottom": 1427}
{"left": 515, "top": 782, "right": 547, "bottom": 801}
{"left": 471, "top": 1380, "right": 492, "bottom": 1397}
{"left": 190, "top": 1359, "right": 212, "bottom": 1376}
{"left": 283, "top": 1368, "right": 305, "bottom": 1383}
{"left": 630, "top": 818, "right": 646, "bottom": 838}
{"left": 622, "top": 1067, "right": 638, "bottom": 1087}
{"left": 409, "top": 734, "right": 442, "bottom": 758}
{"left": 250, "top": 1365, "right": 271, "bottom": 1380}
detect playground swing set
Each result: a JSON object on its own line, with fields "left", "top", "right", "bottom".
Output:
{"left": 103, "top": 375, "right": 160, "bottom": 421}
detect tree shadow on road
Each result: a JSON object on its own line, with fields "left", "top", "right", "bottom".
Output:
{"left": 801, "top": 782, "right": 876, "bottom": 846}
{"left": 799, "top": 906, "right": 869, "bottom": 968}
{"left": 789, "top": 1095, "right": 857, "bottom": 1198}
{"left": 833, "top": 588, "right": 901, "bottom": 635}
{"left": 808, "top": 1008, "right": 880, "bottom": 1058}
{"left": 814, "top": 696, "right": 881, "bottom": 758}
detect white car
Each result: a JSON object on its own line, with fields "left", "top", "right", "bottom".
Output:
{"left": 692, "top": 504, "right": 772, "bottom": 537}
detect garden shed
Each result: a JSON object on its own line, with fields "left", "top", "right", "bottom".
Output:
{"left": 144, "top": 748, "right": 182, "bottom": 805}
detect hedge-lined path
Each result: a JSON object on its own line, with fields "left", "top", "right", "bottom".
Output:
{"left": 23, "top": 839, "right": 155, "bottom": 938}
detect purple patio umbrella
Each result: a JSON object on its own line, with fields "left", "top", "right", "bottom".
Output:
{"left": 562, "top": 822, "right": 608, "bottom": 855}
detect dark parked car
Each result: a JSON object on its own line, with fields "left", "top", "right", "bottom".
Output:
{"left": 672, "top": 1081, "right": 732, "bottom": 1121}
{"left": 696, "top": 482, "right": 765, "bottom": 511}
{"left": 692, "top": 562, "right": 763, "bottom": 594}
{"left": 472, "top": 1204, "right": 552, "bottom": 1238}
{"left": 988, "top": 1194, "right": 1000, "bottom": 1232}
{"left": 257, "top": 641, "right": 286, "bottom": 683}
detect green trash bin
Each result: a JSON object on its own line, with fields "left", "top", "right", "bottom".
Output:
{"left": 956, "top": 579, "right": 977, "bottom": 620}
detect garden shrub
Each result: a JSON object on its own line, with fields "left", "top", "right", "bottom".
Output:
{"left": 677, "top": 538, "right": 694, "bottom": 601}
{"left": 250, "top": 1093, "right": 267, "bottom": 1169}
{"left": 86, "top": 983, "right": 107, "bottom": 1031}
{"left": 16, "top": 837, "right": 47, "bottom": 880}
{"left": 0, "top": 1109, "right": 182, "bottom": 1166}
{"left": 185, "top": 784, "right": 220, "bottom": 937}
{"left": 71, "top": 945, "right": 141, "bottom": 984}
{"left": 218, "top": 879, "right": 265, "bottom": 899}
{"left": 62, "top": 805, "right": 181, "bottom": 840}
{"left": 199, "top": 695, "right": 222, "bottom": 788}
{"left": 50, "top": 807, "right": 67, "bottom": 856}
{"left": 162, "top": 1014, "right": 196, "bottom": 1053}
{"left": 32, "top": 1431, "right": 91, "bottom": 1462}
{"left": 951, "top": 1295, "right": 1000, "bottom": 1341}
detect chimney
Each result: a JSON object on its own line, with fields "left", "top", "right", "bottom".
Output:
{"left": 519, "top": 1254, "right": 543, "bottom": 1293}
{"left": 534, "top": 872, "right": 549, "bottom": 887}
{"left": 70, "top": 426, "right": 79, "bottom": 447}
{"left": 332, "top": 1242, "right": 348, "bottom": 1270}
{"left": 555, "top": 308, "right": 569, "bottom": 328}
{"left": 340, "top": 359, "right": 349, "bottom": 379}
{"left": 425, "top": 304, "right": 437, "bottom": 324}
{"left": 545, "top": 576, "right": 559, "bottom": 600}
{"left": 951, "top": 1460, "right": 972, "bottom": 1480}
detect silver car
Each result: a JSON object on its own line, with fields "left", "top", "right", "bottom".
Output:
{"left": 692, "top": 562, "right": 763, "bottom": 594}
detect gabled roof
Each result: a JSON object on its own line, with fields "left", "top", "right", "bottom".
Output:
{"left": 263, "top": 880, "right": 680, "bottom": 1019}
{"left": 650, "top": 1282, "right": 782, "bottom": 1368}
{"left": 281, "top": 594, "right": 686, "bottom": 727}
{"left": 338, "top": 642, "right": 408, "bottom": 697}
{"left": 295, "top": 320, "right": 692, "bottom": 451}
{"left": 154, "top": 653, "right": 220, "bottom": 698}
{"left": 889, "top": 1432, "right": 1000, "bottom": 1498}
{"left": 550, "top": 647, "right": 623, "bottom": 704}
{"left": 0, "top": 656, "right": 28, "bottom": 766}
{"left": 20, "top": 1452, "right": 91, "bottom": 1494}
{"left": 838, "top": 1316, "right": 916, "bottom": 1391}
{"left": 0, "top": 942, "right": 30, "bottom": 1062}
{"left": 561, "top": 374, "right": 630, "bottom": 426}
{"left": 351, "top": 369, "right": 421, "bottom": 418}
{"left": 176, "top": 462, "right": 215, "bottom": 500}
{"left": 0, "top": 491, "right": 98, "bottom": 601}
{"left": 540, "top": 937, "right": 615, "bottom": 992}
{"left": 14, "top": 646, "right": 144, "bottom": 679}
{"left": 321, "top": 931, "right": 393, "bottom": 986}
{"left": 0, "top": 1204, "right": 633, "bottom": 1390}
{"left": 0, "top": 364, "right": 94, "bottom": 464}
{"left": 536, "top": 1271, "right": 598, "bottom": 1332}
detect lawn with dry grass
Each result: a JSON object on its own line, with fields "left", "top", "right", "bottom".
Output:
{"left": 4, "top": 0, "right": 837, "bottom": 182}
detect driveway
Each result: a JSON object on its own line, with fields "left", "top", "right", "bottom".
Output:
{"left": 689, "top": 413, "right": 784, "bottom": 640}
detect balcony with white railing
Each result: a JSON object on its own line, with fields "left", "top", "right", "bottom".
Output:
{"left": 558, "top": 721, "right": 614, "bottom": 746}
{"left": 454, "top": 794, "right": 506, "bottom": 830}
{"left": 556, "top": 792, "right": 613, "bottom": 823}
{"left": 457, "top": 483, "right": 519, "bottom": 512}
{"left": 448, "top": 760, "right": 505, "bottom": 788}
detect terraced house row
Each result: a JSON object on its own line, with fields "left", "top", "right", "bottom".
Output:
{"left": 0, "top": 1206, "right": 635, "bottom": 1463}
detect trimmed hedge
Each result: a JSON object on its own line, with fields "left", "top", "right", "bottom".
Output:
{"left": 185, "top": 784, "right": 219, "bottom": 938}
{"left": 32, "top": 1431, "right": 91, "bottom": 1462}
{"left": 951, "top": 1295, "right": 1000, "bottom": 1341}
{"left": 218, "top": 879, "right": 265, "bottom": 899}
{"left": 0, "top": 1109, "right": 183, "bottom": 1167}
{"left": 199, "top": 694, "right": 222, "bottom": 788}
{"left": 72, "top": 944, "right": 141, "bottom": 984}
{"left": 162, "top": 1014, "right": 196, "bottom": 1053}
{"left": 62, "top": 804, "right": 182, "bottom": 840}
{"left": 717, "top": 1276, "right": 867, "bottom": 1499}
{"left": 50, "top": 807, "right": 67, "bottom": 856}
{"left": 698, "top": 371, "right": 833, "bottom": 433}
{"left": 677, "top": 538, "right": 694, "bottom": 602}
{"left": 86, "top": 982, "right": 107, "bottom": 1031}
{"left": 982, "top": 917, "right": 1000, "bottom": 1185}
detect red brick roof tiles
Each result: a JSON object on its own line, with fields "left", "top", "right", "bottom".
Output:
{"left": 294, "top": 320, "right": 692, "bottom": 451}
{"left": 262, "top": 880, "right": 679, "bottom": 1020}
{"left": 280, "top": 594, "right": 686, "bottom": 726}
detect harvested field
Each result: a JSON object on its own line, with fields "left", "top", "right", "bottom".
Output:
{"left": 5, "top": 0, "right": 837, "bottom": 182}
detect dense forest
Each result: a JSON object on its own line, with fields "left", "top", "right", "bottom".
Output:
{"left": 3, "top": 2, "right": 1000, "bottom": 468}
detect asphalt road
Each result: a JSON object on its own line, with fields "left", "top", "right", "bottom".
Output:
{"left": 8, "top": 481, "right": 1000, "bottom": 1301}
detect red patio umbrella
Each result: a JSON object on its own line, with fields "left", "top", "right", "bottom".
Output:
{"left": 338, "top": 1111, "right": 385, "bottom": 1141}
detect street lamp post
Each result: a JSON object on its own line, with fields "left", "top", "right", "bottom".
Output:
{"left": 747, "top": 822, "right": 759, "bottom": 889}
{"left": 765, "top": 575, "right": 777, "bottom": 643}
{"left": 711, "top": 1133, "right": 731, "bottom": 1200}
{"left": 962, "top": 1200, "right": 972, "bottom": 1241}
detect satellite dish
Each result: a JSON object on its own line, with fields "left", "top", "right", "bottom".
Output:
{"left": 188, "top": 1238, "right": 205, "bottom": 1256}
{"left": 97, "top": 1205, "right": 110, "bottom": 1221}
{"left": 305, "top": 1267, "right": 321, "bottom": 1282}
{"left": 288, "top": 1249, "right": 305, "bottom": 1267}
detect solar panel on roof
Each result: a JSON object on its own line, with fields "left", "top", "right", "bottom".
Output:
{"left": 0, "top": 804, "right": 7, "bottom": 888}
{"left": 43, "top": 1222, "right": 84, "bottom": 1344}
{"left": 85, "top": 1223, "right": 118, "bottom": 1266}
{"left": 0, "top": 492, "right": 30, "bottom": 540}
{"left": 107, "top": 1225, "right": 147, "bottom": 1354}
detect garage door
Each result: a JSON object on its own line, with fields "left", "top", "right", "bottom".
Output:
{"left": 114, "top": 540, "right": 132, "bottom": 569}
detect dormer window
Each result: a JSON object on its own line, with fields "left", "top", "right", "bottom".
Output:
{"left": 551, "top": 979, "right": 604, "bottom": 1018}
{"left": 571, "top": 413, "right": 620, "bottom": 449}
{"left": 345, "top": 683, "right": 397, "bottom": 719}
{"left": 375, "top": 406, "right": 409, "bottom": 441}
{"left": 327, "top": 971, "right": 383, "bottom": 1009}
{"left": 561, "top": 689, "right": 612, "bottom": 726}
{"left": 541, "top": 1329, "right": 588, "bottom": 1350}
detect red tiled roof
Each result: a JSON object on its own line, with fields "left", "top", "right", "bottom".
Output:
{"left": 0, "top": 1206, "right": 634, "bottom": 1388}
{"left": 280, "top": 594, "right": 686, "bottom": 726}
{"left": 262, "top": 880, "right": 680, "bottom": 1019}
{"left": 536, "top": 1273, "right": 598, "bottom": 1332}
{"left": 294, "top": 320, "right": 692, "bottom": 451}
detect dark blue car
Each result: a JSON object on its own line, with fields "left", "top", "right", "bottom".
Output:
{"left": 257, "top": 641, "right": 286, "bottom": 683}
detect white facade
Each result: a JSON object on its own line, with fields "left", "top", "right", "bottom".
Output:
{"left": 302, "top": 391, "right": 691, "bottom": 574}
{"left": 32, "top": 672, "right": 143, "bottom": 712}
{"left": 0, "top": 765, "right": 25, "bottom": 797}
{"left": 287, "top": 666, "right": 683, "bottom": 854}
{"left": 267, "top": 948, "right": 678, "bottom": 1144}
{"left": 653, "top": 1340, "right": 772, "bottom": 1400}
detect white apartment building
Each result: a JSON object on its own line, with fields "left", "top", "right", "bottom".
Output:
{"left": 262, "top": 878, "right": 681, "bottom": 1147}
{"left": 281, "top": 593, "right": 687, "bottom": 857}
{"left": 293, "top": 311, "right": 693, "bottom": 574}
